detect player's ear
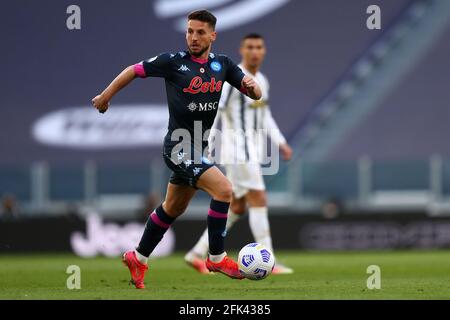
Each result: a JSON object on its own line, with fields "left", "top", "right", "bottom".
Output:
{"left": 211, "top": 31, "right": 217, "bottom": 42}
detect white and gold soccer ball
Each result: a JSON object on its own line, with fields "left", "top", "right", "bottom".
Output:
{"left": 238, "top": 243, "right": 275, "bottom": 280}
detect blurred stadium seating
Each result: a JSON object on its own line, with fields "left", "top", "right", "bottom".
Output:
{"left": 2, "top": 0, "right": 450, "bottom": 252}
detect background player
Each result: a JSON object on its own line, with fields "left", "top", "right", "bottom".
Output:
{"left": 92, "top": 10, "right": 262, "bottom": 289}
{"left": 185, "top": 33, "right": 294, "bottom": 274}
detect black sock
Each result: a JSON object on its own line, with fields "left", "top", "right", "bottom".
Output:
{"left": 207, "top": 199, "right": 230, "bottom": 255}
{"left": 136, "top": 204, "right": 175, "bottom": 257}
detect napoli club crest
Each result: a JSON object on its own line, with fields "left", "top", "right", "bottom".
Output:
{"left": 210, "top": 61, "right": 222, "bottom": 72}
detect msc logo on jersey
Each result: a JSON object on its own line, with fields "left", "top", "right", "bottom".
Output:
{"left": 153, "top": 0, "right": 291, "bottom": 32}
{"left": 187, "top": 101, "right": 219, "bottom": 112}
{"left": 210, "top": 61, "right": 222, "bottom": 72}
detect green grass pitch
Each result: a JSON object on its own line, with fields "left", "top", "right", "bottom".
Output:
{"left": 0, "top": 250, "right": 449, "bottom": 299}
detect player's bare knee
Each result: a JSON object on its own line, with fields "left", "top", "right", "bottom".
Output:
{"left": 162, "top": 201, "right": 186, "bottom": 218}
{"left": 258, "top": 193, "right": 267, "bottom": 207}
{"left": 247, "top": 190, "right": 267, "bottom": 207}
{"left": 214, "top": 181, "right": 233, "bottom": 202}
{"left": 231, "top": 202, "right": 246, "bottom": 215}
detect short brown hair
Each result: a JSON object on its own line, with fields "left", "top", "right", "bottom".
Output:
{"left": 188, "top": 10, "right": 217, "bottom": 30}
{"left": 242, "top": 33, "right": 264, "bottom": 42}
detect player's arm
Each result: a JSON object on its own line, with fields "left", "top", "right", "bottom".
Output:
{"left": 92, "top": 66, "right": 138, "bottom": 113}
{"left": 224, "top": 56, "right": 261, "bottom": 100}
{"left": 92, "top": 53, "right": 172, "bottom": 113}
{"left": 207, "top": 110, "right": 222, "bottom": 161}
{"left": 208, "top": 82, "right": 233, "bottom": 160}
{"left": 264, "top": 106, "right": 293, "bottom": 161}
{"left": 241, "top": 75, "right": 262, "bottom": 100}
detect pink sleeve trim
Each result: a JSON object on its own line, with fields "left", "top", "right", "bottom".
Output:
{"left": 134, "top": 63, "right": 147, "bottom": 78}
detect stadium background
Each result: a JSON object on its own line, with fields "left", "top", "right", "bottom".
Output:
{"left": 1, "top": 0, "right": 450, "bottom": 259}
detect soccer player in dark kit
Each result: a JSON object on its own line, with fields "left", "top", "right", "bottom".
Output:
{"left": 92, "top": 10, "right": 262, "bottom": 289}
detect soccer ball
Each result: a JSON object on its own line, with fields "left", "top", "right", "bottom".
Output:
{"left": 238, "top": 243, "right": 275, "bottom": 280}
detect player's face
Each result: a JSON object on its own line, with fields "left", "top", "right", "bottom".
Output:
{"left": 240, "top": 38, "right": 266, "bottom": 69}
{"left": 186, "top": 20, "right": 216, "bottom": 57}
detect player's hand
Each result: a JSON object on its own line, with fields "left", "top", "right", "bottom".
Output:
{"left": 242, "top": 75, "right": 258, "bottom": 92}
{"left": 91, "top": 94, "right": 110, "bottom": 114}
{"left": 241, "top": 75, "right": 262, "bottom": 100}
{"left": 280, "top": 143, "right": 293, "bottom": 161}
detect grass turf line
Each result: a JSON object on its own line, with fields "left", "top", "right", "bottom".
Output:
{"left": 0, "top": 250, "right": 449, "bottom": 299}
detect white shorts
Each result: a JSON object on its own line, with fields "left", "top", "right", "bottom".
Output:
{"left": 225, "top": 163, "right": 265, "bottom": 199}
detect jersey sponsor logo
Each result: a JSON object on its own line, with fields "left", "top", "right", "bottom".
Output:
{"left": 210, "top": 61, "right": 222, "bottom": 72}
{"left": 154, "top": 0, "right": 291, "bottom": 32}
{"left": 187, "top": 102, "right": 198, "bottom": 112}
{"left": 249, "top": 99, "right": 268, "bottom": 109}
{"left": 187, "top": 101, "right": 219, "bottom": 112}
{"left": 183, "top": 76, "right": 223, "bottom": 94}
{"left": 178, "top": 64, "right": 190, "bottom": 72}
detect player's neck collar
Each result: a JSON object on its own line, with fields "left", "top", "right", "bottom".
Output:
{"left": 190, "top": 55, "right": 209, "bottom": 64}
{"left": 186, "top": 50, "right": 215, "bottom": 64}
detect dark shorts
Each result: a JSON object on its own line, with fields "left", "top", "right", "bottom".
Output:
{"left": 162, "top": 142, "right": 215, "bottom": 188}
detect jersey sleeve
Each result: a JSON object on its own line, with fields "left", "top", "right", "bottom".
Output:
{"left": 260, "top": 76, "right": 286, "bottom": 145}
{"left": 134, "top": 53, "right": 173, "bottom": 78}
{"left": 218, "top": 82, "right": 235, "bottom": 110}
{"left": 223, "top": 56, "right": 245, "bottom": 91}
{"left": 207, "top": 109, "right": 222, "bottom": 158}
{"left": 264, "top": 106, "right": 287, "bottom": 146}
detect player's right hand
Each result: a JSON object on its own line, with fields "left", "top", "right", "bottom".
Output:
{"left": 280, "top": 143, "right": 293, "bottom": 161}
{"left": 91, "top": 94, "right": 110, "bottom": 113}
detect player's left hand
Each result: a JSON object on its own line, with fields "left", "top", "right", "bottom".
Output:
{"left": 242, "top": 75, "right": 258, "bottom": 91}
{"left": 280, "top": 143, "right": 293, "bottom": 161}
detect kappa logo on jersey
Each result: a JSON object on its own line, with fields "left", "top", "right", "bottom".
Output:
{"left": 178, "top": 64, "right": 190, "bottom": 72}
{"left": 193, "top": 167, "right": 201, "bottom": 176}
{"left": 177, "top": 151, "right": 187, "bottom": 161}
{"left": 210, "top": 61, "right": 222, "bottom": 72}
{"left": 187, "top": 101, "right": 219, "bottom": 112}
{"left": 154, "top": 0, "right": 291, "bottom": 32}
{"left": 183, "top": 76, "right": 223, "bottom": 94}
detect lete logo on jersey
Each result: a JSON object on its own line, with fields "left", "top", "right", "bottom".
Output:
{"left": 183, "top": 76, "right": 223, "bottom": 94}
